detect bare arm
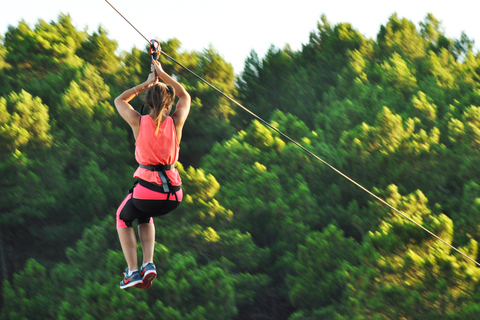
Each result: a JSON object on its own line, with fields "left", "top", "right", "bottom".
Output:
{"left": 152, "top": 59, "right": 191, "bottom": 143}
{"left": 114, "top": 73, "right": 157, "bottom": 139}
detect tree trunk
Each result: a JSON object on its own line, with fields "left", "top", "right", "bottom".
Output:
{"left": 0, "top": 227, "right": 7, "bottom": 280}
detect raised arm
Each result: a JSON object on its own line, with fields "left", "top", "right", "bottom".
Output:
{"left": 152, "top": 59, "right": 191, "bottom": 143}
{"left": 114, "top": 73, "right": 157, "bottom": 139}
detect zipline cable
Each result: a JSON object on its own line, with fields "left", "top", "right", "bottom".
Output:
{"left": 105, "top": 0, "right": 480, "bottom": 267}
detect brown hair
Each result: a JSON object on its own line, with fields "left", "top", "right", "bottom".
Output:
{"left": 144, "top": 83, "right": 175, "bottom": 135}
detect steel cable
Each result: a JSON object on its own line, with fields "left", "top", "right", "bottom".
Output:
{"left": 105, "top": 0, "right": 480, "bottom": 267}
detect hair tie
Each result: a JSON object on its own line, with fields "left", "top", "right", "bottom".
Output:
{"left": 161, "top": 83, "right": 172, "bottom": 95}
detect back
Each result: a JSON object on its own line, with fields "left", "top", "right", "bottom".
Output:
{"left": 133, "top": 115, "right": 181, "bottom": 186}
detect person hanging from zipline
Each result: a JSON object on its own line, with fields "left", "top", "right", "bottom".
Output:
{"left": 114, "top": 58, "right": 191, "bottom": 289}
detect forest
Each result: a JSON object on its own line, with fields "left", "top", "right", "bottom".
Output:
{"left": 1, "top": 12, "right": 480, "bottom": 320}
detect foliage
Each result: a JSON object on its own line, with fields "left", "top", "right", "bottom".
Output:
{"left": 2, "top": 11, "right": 480, "bottom": 320}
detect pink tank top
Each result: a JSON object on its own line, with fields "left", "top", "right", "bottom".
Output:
{"left": 133, "top": 115, "right": 182, "bottom": 186}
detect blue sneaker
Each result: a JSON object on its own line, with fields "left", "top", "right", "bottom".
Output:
{"left": 119, "top": 268, "right": 143, "bottom": 289}
{"left": 135, "top": 262, "right": 157, "bottom": 289}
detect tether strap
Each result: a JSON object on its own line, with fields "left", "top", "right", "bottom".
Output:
{"left": 158, "top": 171, "right": 170, "bottom": 193}
{"left": 139, "top": 163, "right": 175, "bottom": 192}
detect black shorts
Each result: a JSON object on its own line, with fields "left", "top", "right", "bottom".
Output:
{"left": 116, "top": 180, "right": 183, "bottom": 228}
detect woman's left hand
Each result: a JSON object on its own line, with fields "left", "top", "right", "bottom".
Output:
{"left": 146, "top": 72, "right": 157, "bottom": 85}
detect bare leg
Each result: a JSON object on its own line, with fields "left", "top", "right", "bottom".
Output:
{"left": 117, "top": 227, "right": 138, "bottom": 270}
{"left": 138, "top": 222, "right": 155, "bottom": 265}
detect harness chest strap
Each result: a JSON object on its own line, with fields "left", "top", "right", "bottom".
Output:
{"left": 139, "top": 163, "right": 175, "bottom": 193}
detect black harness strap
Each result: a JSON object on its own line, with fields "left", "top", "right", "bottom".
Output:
{"left": 139, "top": 163, "right": 176, "bottom": 193}
{"left": 138, "top": 179, "right": 180, "bottom": 193}
{"left": 139, "top": 163, "right": 175, "bottom": 171}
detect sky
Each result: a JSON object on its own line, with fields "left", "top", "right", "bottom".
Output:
{"left": 1, "top": 0, "right": 479, "bottom": 74}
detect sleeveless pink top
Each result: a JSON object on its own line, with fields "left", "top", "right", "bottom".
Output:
{"left": 133, "top": 115, "right": 182, "bottom": 186}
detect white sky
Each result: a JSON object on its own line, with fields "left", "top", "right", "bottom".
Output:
{"left": 1, "top": 0, "right": 479, "bottom": 74}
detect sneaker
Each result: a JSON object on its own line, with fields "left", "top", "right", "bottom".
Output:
{"left": 135, "top": 262, "right": 157, "bottom": 289}
{"left": 119, "top": 268, "right": 143, "bottom": 289}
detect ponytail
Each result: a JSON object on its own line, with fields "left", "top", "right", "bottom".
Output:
{"left": 144, "top": 83, "right": 175, "bottom": 135}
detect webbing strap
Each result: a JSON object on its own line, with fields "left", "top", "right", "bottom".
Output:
{"left": 138, "top": 179, "right": 180, "bottom": 193}
{"left": 138, "top": 163, "right": 175, "bottom": 192}
{"left": 157, "top": 171, "right": 170, "bottom": 193}
{"left": 139, "top": 163, "right": 175, "bottom": 171}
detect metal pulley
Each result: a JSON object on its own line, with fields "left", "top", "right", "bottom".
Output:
{"left": 150, "top": 39, "right": 161, "bottom": 60}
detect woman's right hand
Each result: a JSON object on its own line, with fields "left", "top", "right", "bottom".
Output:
{"left": 151, "top": 59, "right": 165, "bottom": 76}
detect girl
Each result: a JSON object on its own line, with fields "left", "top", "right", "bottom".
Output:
{"left": 114, "top": 59, "right": 191, "bottom": 289}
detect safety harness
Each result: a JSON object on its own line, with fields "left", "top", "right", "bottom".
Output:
{"left": 139, "top": 163, "right": 177, "bottom": 193}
